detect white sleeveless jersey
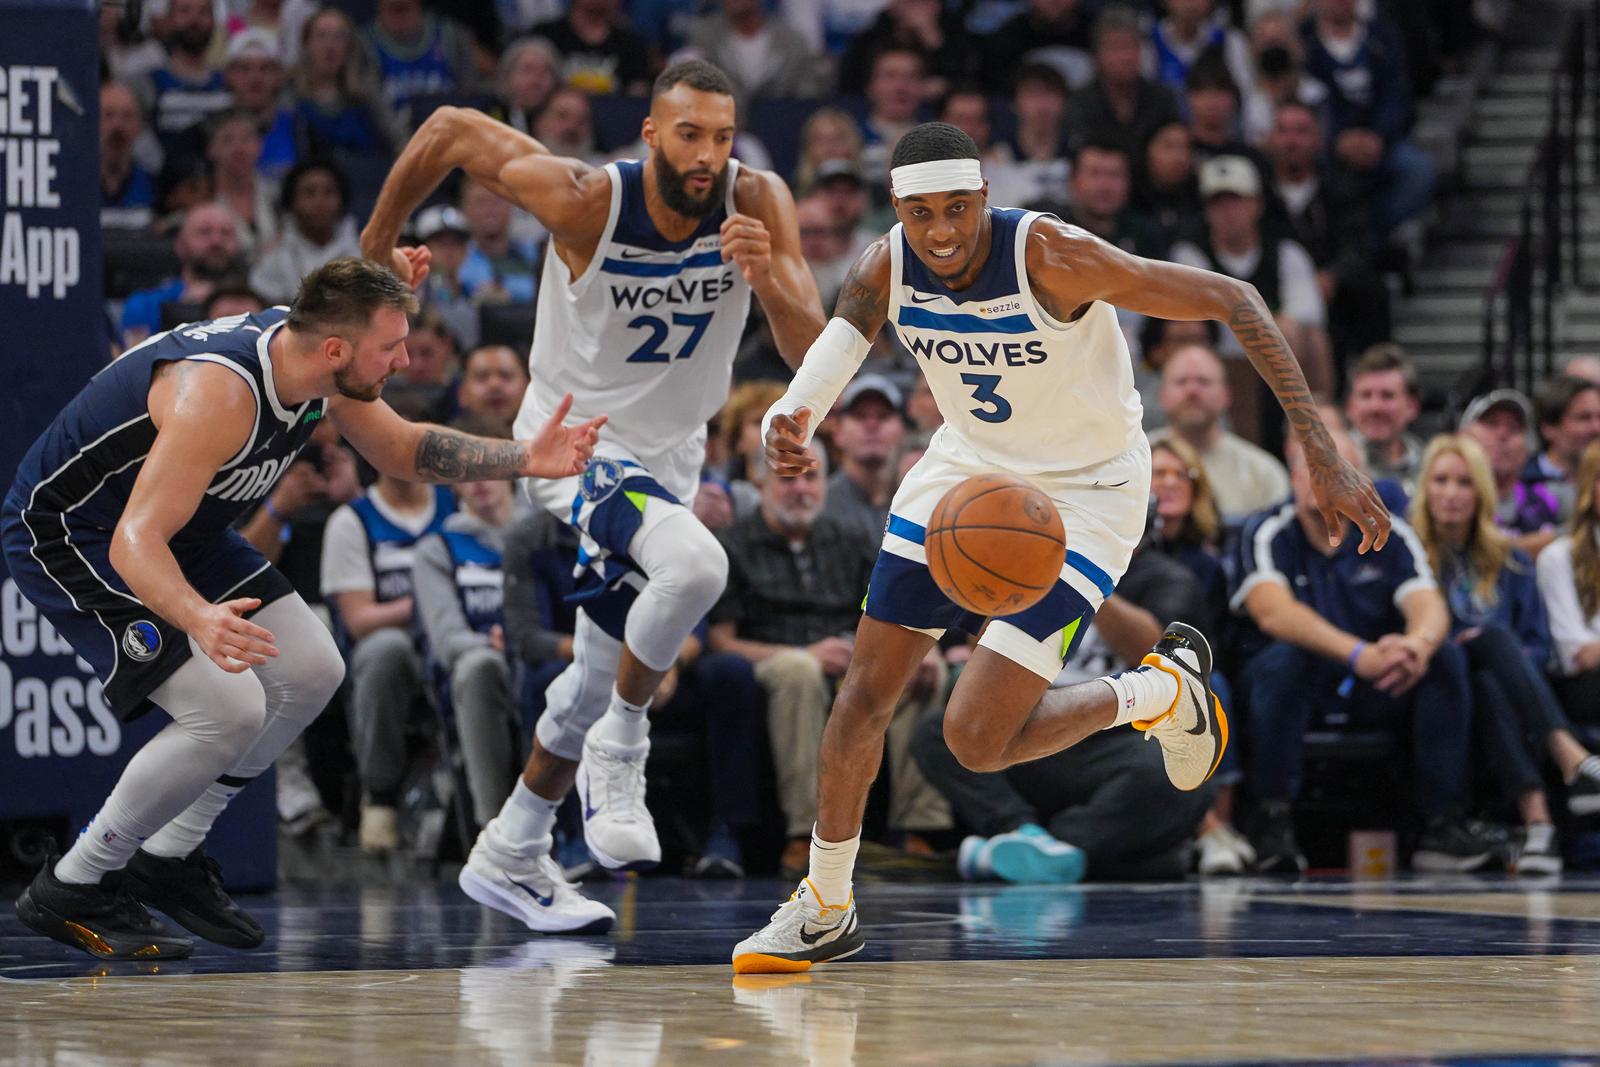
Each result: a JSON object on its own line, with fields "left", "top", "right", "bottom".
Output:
{"left": 887, "top": 209, "right": 1144, "bottom": 475}
{"left": 513, "top": 158, "right": 752, "bottom": 459}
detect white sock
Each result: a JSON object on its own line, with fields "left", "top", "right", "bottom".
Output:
{"left": 591, "top": 688, "right": 651, "bottom": 748}
{"left": 1101, "top": 664, "right": 1179, "bottom": 729}
{"left": 54, "top": 798, "right": 154, "bottom": 885}
{"left": 142, "top": 778, "right": 245, "bottom": 858}
{"left": 491, "top": 778, "right": 560, "bottom": 852}
{"left": 805, "top": 827, "right": 860, "bottom": 908}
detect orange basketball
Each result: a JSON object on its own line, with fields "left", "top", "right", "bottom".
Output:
{"left": 925, "top": 474, "right": 1067, "bottom": 616}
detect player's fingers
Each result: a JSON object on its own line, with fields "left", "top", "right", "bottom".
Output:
{"left": 225, "top": 628, "right": 279, "bottom": 658}
{"left": 1320, "top": 504, "right": 1343, "bottom": 548}
{"left": 210, "top": 649, "right": 252, "bottom": 674}
{"left": 793, "top": 407, "right": 812, "bottom": 433}
{"left": 230, "top": 617, "right": 277, "bottom": 644}
{"left": 578, "top": 414, "right": 607, "bottom": 435}
{"left": 548, "top": 392, "right": 575, "bottom": 424}
{"left": 221, "top": 642, "right": 273, "bottom": 667}
{"left": 223, "top": 597, "right": 262, "bottom": 617}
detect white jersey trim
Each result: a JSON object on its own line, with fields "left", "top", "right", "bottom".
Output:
{"left": 564, "top": 163, "right": 624, "bottom": 298}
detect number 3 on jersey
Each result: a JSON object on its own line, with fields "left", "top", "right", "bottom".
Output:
{"left": 625, "top": 312, "right": 713, "bottom": 363}
{"left": 961, "top": 372, "right": 1013, "bottom": 423}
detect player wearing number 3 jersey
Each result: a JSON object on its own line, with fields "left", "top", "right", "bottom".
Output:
{"left": 732, "top": 122, "right": 1394, "bottom": 974}
{"left": 361, "top": 61, "right": 825, "bottom": 932}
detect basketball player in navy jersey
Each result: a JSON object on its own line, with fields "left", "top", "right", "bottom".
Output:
{"left": 734, "top": 123, "right": 1392, "bottom": 972}
{"left": 362, "top": 61, "right": 826, "bottom": 931}
{"left": 3, "top": 258, "right": 604, "bottom": 960}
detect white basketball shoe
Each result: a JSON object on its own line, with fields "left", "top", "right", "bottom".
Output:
{"left": 731, "top": 879, "right": 865, "bottom": 974}
{"left": 577, "top": 733, "right": 661, "bottom": 871}
{"left": 458, "top": 822, "right": 615, "bottom": 934}
{"left": 1131, "top": 621, "right": 1229, "bottom": 791}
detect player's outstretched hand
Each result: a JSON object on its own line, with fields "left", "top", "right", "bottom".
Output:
{"left": 192, "top": 597, "right": 278, "bottom": 673}
{"left": 1307, "top": 443, "right": 1390, "bottom": 553}
{"left": 523, "top": 392, "right": 608, "bottom": 478}
{"left": 721, "top": 213, "right": 772, "bottom": 288}
{"left": 765, "top": 408, "right": 816, "bottom": 477}
{"left": 388, "top": 245, "right": 432, "bottom": 290}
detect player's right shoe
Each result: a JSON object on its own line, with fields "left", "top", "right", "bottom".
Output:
{"left": 1131, "top": 621, "right": 1228, "bottom": 792}
{"left": 731, "top": 879, "right": 865, "bottom": 974}
{"left": 459, "top": 824, "right": 616, "bottom": 934}
{"left": 14, "top": 846, "right": 194, "bottom": 960}
{"left": 123, "top": 846, "right": 266, "bottom": 949}
{"left": 576, "top": 734, "right": 661, "bottom": 871}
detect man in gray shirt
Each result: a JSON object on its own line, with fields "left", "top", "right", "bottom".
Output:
{"left": 823, "top": 374, "right": 906, "bottom": 545}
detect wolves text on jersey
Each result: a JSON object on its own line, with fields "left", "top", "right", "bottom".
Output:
{"left": 905, "top": 336, "right": 1050, "bottom": 368}
{"left": 608, "top": 270, "right": 738, "bottom": 312}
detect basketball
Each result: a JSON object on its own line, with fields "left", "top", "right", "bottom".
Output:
{"left": 925, "top": 474, "right": 1067, "bottom": 616}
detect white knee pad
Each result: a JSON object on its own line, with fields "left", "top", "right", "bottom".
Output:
{"left": 624, "top": 509, "right": 729, "bottom": 671}
{"left": 535, "top": 611, "right": 624, "bottom": 761}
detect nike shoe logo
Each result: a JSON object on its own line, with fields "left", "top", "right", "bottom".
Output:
{"left": 799, "top": 921, "right": 838, "bottom": 945}
{"left": 509, "top": 878, "right": 554, "bottom": 907}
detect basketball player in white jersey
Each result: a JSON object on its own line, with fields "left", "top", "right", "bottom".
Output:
{"left": 733, "top": 123, "right": 1392, "bottom": 973}
{"left": 361, "top": 62, "right": 825, "bottom": 932}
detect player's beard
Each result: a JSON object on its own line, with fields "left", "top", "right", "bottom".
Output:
{"left": 333, "top": 362, "right": 385, "bottom": 403}
{"left": 655, "top": 153, "right": 728, "bottom": 219}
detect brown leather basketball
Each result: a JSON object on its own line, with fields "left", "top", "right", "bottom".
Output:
{"left": 925, "top": 473, "right": 1067, "bottom": 617}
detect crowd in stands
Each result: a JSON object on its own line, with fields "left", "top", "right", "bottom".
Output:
{"left": 92, "top": 0, "right": 1600, "bottom": 879}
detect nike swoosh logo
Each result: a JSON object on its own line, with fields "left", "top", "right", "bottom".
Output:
{"left": 1095, "top": 480, "right": 1130, "bottom": 488}
{"left": 799, "top": 923, "right": 835, "bottom": 945}
{"left": 908, "top": 292, "right": 942, "bottom": 304}
{"left": 618, "top": 248, "right": 658, "bottom": 260}
{"left": 584, "top": 784, "right": 599, "bottom": 820}
{"left": 509, "top": 878, "right": 554, "bottom": 907}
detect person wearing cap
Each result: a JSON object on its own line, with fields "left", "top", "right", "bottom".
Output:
{"left": 413, "top": 204, "right": 480, "bottom": 352}
{"left": 824, "top": 375, "right": 908, "bottom": 546}
{"left": 1169, "top": 153, "right": 1331, "bottom": 448}
{"left": 1345, "top": 344, "right": 1424, "bottom": 500}
{"left": 811, "top": 160, "right": 879, "bottom": 258}
{"left": 708, "top": 439, "right": 951, "bottom": 878}
{"left": 141, "top": 0, "right": 231, "bottom": 158}
{"left": 1462, "top": 388, "right": 1561, "bottom": 558}
{"left": 1528, "top": 376, "right": 1600, "bottom": 526}
{"left": 222, "top": 28, "right": 297, "bottom": 179}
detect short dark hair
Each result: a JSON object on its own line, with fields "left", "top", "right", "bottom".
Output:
{"left": 464, "top": 343, "right": 531, "bottom": 378}
{"left": 1535, "top": 374, "right": 1600, "bottom": 428}
{"left": 1185, "top": 56, "right": 1239, "bottom": 98}
{"left": 653, "top": 60, "right": 735, "bottom": 100}
{"left": 1092, "top": 4, "right": 1144, "bottom": 47}
{"left": 279, "top": 158, "right": 350, "bottom": 216}
{"left": 286, "top": 257, "right": 417, "bottom": 334}
{"left": 890, "top": 121, "right": 980, "bottom": 170}
{"left": 202, "top": 284, "right": 268, "bottom": 317}
{"left": 1070, "top": 137, "right": 1129, "bottom": 170}
{"left": 1349, "top": 343, "right": 1418, "bottom": 398}
{"left": 938, "top": 84, "right": 988, "bottom": 119}
{"left": 1012, "top": 62, "right": 1068, "bottom": 98}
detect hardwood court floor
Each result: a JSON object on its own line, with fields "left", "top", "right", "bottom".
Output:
{"left": 5, "top": 875, "right": 1600, "bottom": 1066}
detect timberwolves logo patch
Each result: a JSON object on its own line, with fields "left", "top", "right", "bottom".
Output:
{"left": 579, "top": 458, "right": 626, "bottom": 505}
{"left": 122, "top": 620, "right": 162, "bottom": 662}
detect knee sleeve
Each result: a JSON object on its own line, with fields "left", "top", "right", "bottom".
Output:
{"left": 151, "top": 647, "right": 270, "bottom": 765}
{"left": 251, "top": 595, "right": 347, "bottom": 727}
{"left": 535, "top": 612, "right": 623, "bottom": 761}
{"left": 624, "top": 510, "right": 729, "bottom": 671}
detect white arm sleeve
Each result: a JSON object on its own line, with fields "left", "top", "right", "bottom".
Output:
{"left": 760, "top": 317, "right": 872, "bottom": 445}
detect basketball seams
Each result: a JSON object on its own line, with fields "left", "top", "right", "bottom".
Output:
{"left": 943, "top": 528, "right": 1057, "bottom": 592}
{"left": 924, "top": 523, "right": 1067, "bottom": 545}
{"left": 925, "top": 474, "right": 1067, "bottom": 614}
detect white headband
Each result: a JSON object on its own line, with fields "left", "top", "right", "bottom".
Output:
{"left": 890, "top": 159, "right": 984, "bottom": 198}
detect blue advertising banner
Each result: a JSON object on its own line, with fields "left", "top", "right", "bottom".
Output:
{"left": 0, "top": 0, "right": 274, "bottom": 890}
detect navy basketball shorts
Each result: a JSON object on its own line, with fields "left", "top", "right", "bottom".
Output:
{"left": 1, "top": 508, "right": 292, "bottom": 719}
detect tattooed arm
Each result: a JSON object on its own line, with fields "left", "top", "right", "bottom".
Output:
{"left": 1025, "top": 218, "right": 1391, "bottom": 552}
{"left": 329, "top": 393, "right": 607, "bottom": 482}
{"left": 763, "top": 239, "right": 891, "bottom": 476}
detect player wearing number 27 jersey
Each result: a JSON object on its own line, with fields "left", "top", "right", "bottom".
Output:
{"left": 733, "top": 122, "right": 1393, "bottom": 975}
{"left": 361, "top": 61, "right": 825, "bottom": 934}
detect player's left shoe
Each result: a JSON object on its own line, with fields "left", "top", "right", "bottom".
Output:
{"left": 577, "top": 734, "right": 661, "bottom": 871}
{"left": 731, "top": 879, "right": 865, "bottom": 974}
{"left": 1131, "top": 621, "right": 1228, "bottom": 792}
{"left": 123, "top": 846, "right": 266, "bottom": 949}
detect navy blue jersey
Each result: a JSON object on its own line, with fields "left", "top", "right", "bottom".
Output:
{"left": 350, "top": 486, "right": 456, "bottom": 604}
{"left": 5, "top": 308, "right": 326, "bottom": 546}
{"left": 441, "top": 528, "right": 504, "bottom": 634}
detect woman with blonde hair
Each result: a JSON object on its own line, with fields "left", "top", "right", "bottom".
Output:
{"left": 1537, "top": 438, "right": 1600, "bottom": 730}
{"left": 289, "top": 8, "right": 401, "bottom": 159}
{"left": 793, "top": 108, "right": 864, "bottom": 193}
{"left": 1414, "top": 435, "right": 1600, "bottom": 873}
{"left": 718, "top": 381, "right": 790, "bottom": 518}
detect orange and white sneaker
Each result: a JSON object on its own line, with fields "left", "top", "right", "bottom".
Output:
{"left": 731, "top": 879, "right": 864, "bottom": 974}
{"left": 1131, "top": 621, "right": 1229, "bottom": 792}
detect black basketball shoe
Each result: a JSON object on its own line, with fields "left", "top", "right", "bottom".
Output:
{"left": 124, "top": 847, "right": 266, "bottom": 949}
{"left": 14, "top": 846, "right": 194, "bottom": 960}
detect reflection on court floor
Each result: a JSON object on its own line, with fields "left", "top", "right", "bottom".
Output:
{"left": 5, "top": 876, "right": 1600, "bottom": 1066}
